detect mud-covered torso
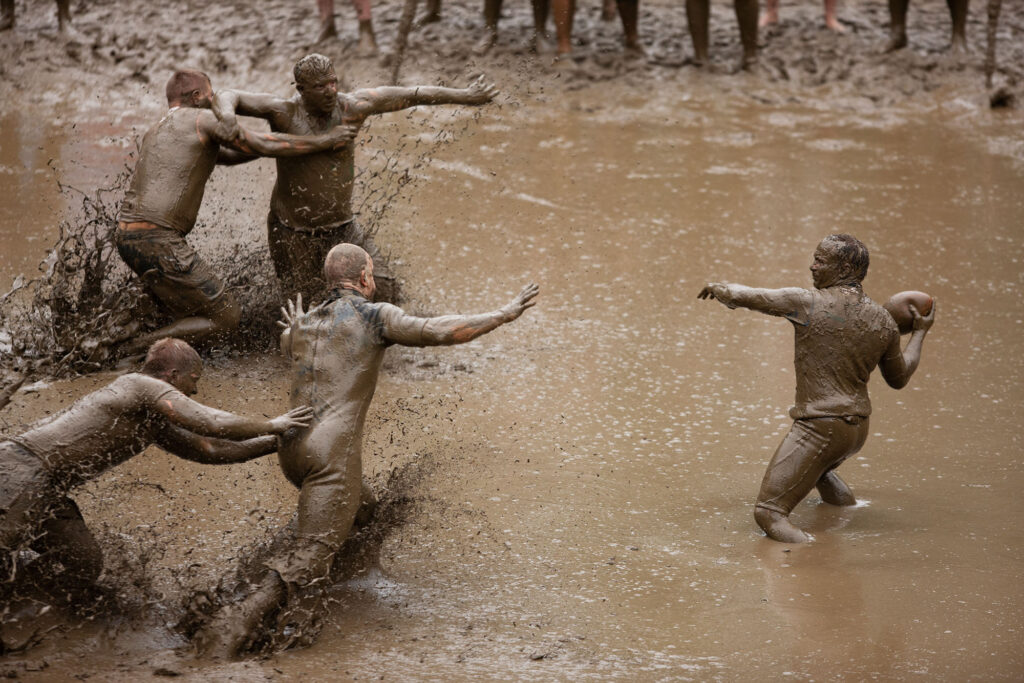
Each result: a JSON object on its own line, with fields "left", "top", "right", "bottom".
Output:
{"left": 270, "top": 96, "right": 360, "bottom": 230}
{"left": 15, "top": 374, "right": 183, "bottom": 489}
{"left": 118, "top": 108, "right": 219, "bottom": 234}
{"left": 790, "top": 287, "right": 899, "bottom": 419}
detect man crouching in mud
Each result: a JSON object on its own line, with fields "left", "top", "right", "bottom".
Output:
{"left": 211, "top": 54, "right": 499, "bottom": 304}
{"left": 115, "top": 69, "right": 356, "bottom": 355}
{"left": 0, "top": 339, "right": 313, "bottom": 611}
{"left": 698, "top": 234, "right": 935, "bottom": 543}
{"left": 194, "top": 244, "right": 538, "bottom": 658}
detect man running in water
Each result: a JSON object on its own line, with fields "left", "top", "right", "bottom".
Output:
{"left": 116, "top": 69, "right": 356, "bottom": 354}
{"left": 698, "top": 234, "right": 935, "bottom": 543}
{"left": 212, "top": 54, "right": 498, "bottom": 303}
{"left": 0, "top": 338, "right": 314, "bottom": 602}
{"left": 195, "top": 244, "right": 538, "bottom": 658}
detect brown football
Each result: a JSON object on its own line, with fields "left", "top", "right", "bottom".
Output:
{"left": 883, "top": 290, "right": 933, "bottom": 334}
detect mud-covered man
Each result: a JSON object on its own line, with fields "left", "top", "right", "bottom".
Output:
{"left": 698, "top": 234, "right": 935, "bottom": 543}
{"left": 195, "top": 244, "right": 538, "bottom": 658}
{"left": 0, "top": 339, "right": 314, "bottom": 604}
{"left": 116, "top": 69, "right": 356, "bottom": 354}
{"left": 212, "top": 54, "right": 498, "bottom": 303}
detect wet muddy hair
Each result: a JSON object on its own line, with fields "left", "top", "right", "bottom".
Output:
{"left": 293, "top": 53, "right": 335, "bottom": 88}
{"left": 824, "top": 233, "right": 870, "bottom": 283}
{"left": 165, "top": 69, "right": 211, "bottom": 106}
{"left": 142, "top": 338, "right": 201, "bottom": 377}
{"left": 324, "top": 243, "right": 370, "bottom": 285}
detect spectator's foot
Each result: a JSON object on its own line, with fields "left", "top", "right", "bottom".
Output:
{"left": 949, "top": 36, "right": 968, "bottom": 55}
{"left": 473, "top": 31, "right": 498, "bottom": 56}
{"left": 883, "top": 33, "right": 907, "bottom": 53}
{"left": 530, "top": 31, "right": 554, "bottom": 54}
{"left": 759, "top": 11, "right": 778, "bottom": 28}
{"left": 623, "top": 38, "right": 646, "bottom": 58}
{"left": 317, "top": 21, "right": 338, "bottom": 43}
{"left": 755, "top": 507, "right": 812, "bottom": 544}
{"left": 355, "top": 21, "right": 378, "bottom": 57}
{"left": 824, "top": 17, "right": 846, "bottom": 33}
{"left": 738, "top": 53, "right": 759, "bottom": 72}
{"left": 0, "top": 14, "right": 13, "bottom": 31}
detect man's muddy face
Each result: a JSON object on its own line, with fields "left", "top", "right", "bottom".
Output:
{"left": 810, "top": 241, "right": 848, "bottom": 289}
{"left": 362, "top": 256, "right": 376, "bottom": 300}
{"left": 298, "top": 72, "right": 338, "bottom": 115}
{"left": 192, "top": 80, "right": 215, "bottom": 109}
{"left": 173, "top": 363, "right": 203, "bottom": 396}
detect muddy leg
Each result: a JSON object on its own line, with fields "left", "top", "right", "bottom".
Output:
{"left": 734, "top": 0, "right": 758, "bottom": 68}
{"left": 754, "top": 421, "right": 832, "bottom": 544}
{"left": 886, "top": 0, "right": 909, "bottom": 51}
{"left": 474, "top": 0, "right": 501, "bottom": 55}
{"left": 948, "top": 0, "right": 968, "bottom": 51}
{"left": 0, "top": 0, "right": 14, "bottom": 31}
{"left": 195, "top": 572, "right": 286, "bottom": 660}
{"left": 816, "top": 470, "right": 856, "bottom": 506}
{"left": 25, "top": 498, "right": 104, "bottom": 608}
{"left": 685, "top": 0, "right": 709, "bottom": 66}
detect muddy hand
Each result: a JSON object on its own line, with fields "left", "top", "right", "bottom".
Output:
{"left": 270, "top": 405, "right": 316, "bottom": 433}
{"left": 213, "top": 112, "right": 240, "bottom": 142}
{"left": 697, "top": 283, "right": 723, "bottom": 300}
{"left": 909, "top": 299, "right": 936, "bottom": 333}
{"left": 327, "top": 124, "right": 359, "bottom": 149}
{"left": 277, "top": 294, "right": 306, "bottom": 330}
{"left": 502, "top": 283, "right": 539, "bottom": 321}
{"left": 466, "top": 76, "right": 499, "bottom": 104}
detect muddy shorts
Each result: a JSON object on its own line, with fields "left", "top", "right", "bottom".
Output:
{"left": 0, "top": 441, "right": 98, "bottom": 585}
{"left": 267, "top": 214, "right": 397, "bottom": 303}
{"left": 756, "top": 416, "right": 870, "bottom": 516}
{"left": 115, "top": 225, "right": 231, "bottom": 320}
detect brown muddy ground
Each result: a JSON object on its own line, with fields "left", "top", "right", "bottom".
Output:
{"left": 2, "top": 0, "right": 1023, "bottom": 680}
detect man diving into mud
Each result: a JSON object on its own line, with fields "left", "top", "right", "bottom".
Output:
{"left": 698, "top": 234, "right": 935, "bottom": 543}
{"left": 194, "top": 244, "right": 538, "bottom": 658}
{"left": 115, "top": 69, "right": 357, "bottom": 354}
{"left": 0, "top": 338, "right": 314, "bottom": 608}
{"left": 211, "top": 53, "right": 499, "bottom": 303}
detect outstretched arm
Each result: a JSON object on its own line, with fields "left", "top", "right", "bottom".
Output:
{"left": 348, "top": 77, "right": 498, "bottom": 117}
{"left": 880, "top": 301, "right": 936, "bottom": 389}
{"left": 698, "top": 282, "right": 813, "bottom": 324}
{"left": 152, "top": 391, "right": 315, "bottom": 440}
{"left": 199, "top": 110, "right": 355, "bottom": 158}
{"left": 155, "top": 423, "right": 278, "bottom": 465}
{"left": 382, "top": 283, "right": 538, "bottom": 347}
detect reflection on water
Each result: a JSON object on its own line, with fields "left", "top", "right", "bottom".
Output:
{"left": 2, "top": 91, "right": 1023, "bottom": 679}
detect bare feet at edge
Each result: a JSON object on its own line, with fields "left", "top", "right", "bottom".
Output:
{"left": 884, "top": 32, "right": 907, "bottom": 53}
{"left": 825, "top": 17, "right": 846, "bottom": 33}
{"left": 473, "top": 31, "right": 498, "bottom": 56}
{"left": 755, "top": 507, "right": 812, "bottom": 544}
{"left": 758, "top": 11, "right": 778, "bottom": 28}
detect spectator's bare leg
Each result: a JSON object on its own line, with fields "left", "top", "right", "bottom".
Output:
{"left": 886, "top": 0, "right": 909, "bottom": 51}
{"left": 474, "top": 0, "right": 501, "bottom": 55}
{"left": 948, "top": 0, "right": 968, "bottom": 52}
{"left": 685, "top": 0, "right": 709, "bottom": 65}
{"left": 317, "top": 0, "right": 338, "bottom": 41}
{"left": 616, "top": 0, "right": 642, "bottom": 53}
{"left": 735, "top": 0, "right": 758, "bottom": 68}
{"left": 1, "top": 0, "right": 14, "bottom": 31}
{"left": 601, "top": 0, "right": 616, "bottom": 21}
{"left": 56, "top": 0, "right": 71, "bottom": 32}
{"left": 350, "top": 0, "right": 378, "bottom": 55}
{"left": 530, "top": 0, "right": 550, "bottom": 51}
{"left": 417, "top": 0, "right": 442, "bottom": 25}
{"left": 552, "top": 0, "right": 575, "bottom": 56}
{"left": 824, "top": 0, "right": 845, "bottom": 32}
{"left": 759, "top": 0, "right": 779, "bottom": 27}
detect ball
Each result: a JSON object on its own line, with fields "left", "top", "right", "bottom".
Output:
{"left": 883, "top": 290, "right": 933, "bottom": 335}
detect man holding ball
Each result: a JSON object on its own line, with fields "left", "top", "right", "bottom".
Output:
{"left": 698, "top": 234, "right": 936, "bottom": 543}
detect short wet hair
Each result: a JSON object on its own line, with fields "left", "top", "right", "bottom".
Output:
{"left": 293, "top": 53, "right": 335, "bottom": 88}
{"left": 142, "top": 338, "right": 202, "bottom": 377}
{"left": 324, "top": 243, "right": 370, "bottom": 284}
{"left": 823, "top": 233, "right": 870, "bottom": 283}
{"left": 166, "top": 69, "right": 211, "bottom": 106}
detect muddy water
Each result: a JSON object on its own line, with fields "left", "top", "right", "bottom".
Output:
{"left": 2, "top": 85, "right": 1023, "bottom": 679}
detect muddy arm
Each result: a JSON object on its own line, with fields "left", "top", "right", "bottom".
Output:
{"left": 152, "top": 390, "right": 315, "bottom": 440}
{"left": 155, "top": 423, "right": 278, "bottom": 465}
{"left": 349, "top": 78, "right": 498, "bottom": 116}
{"left": 698, "top": 283, "right": 812, "bottom": 323}
{"left": 880, "top": 301, "right": 935, "bottom": 389}
{"left": 199, "top": 111, "right": 354, "bottom": 158}
{"left": 212, "top": 90, "right": 290, "bottom": 138}
{"left": 216, "top": 147, "right": 258, "bottom": 166}
{"left": 382, "top": 283, "right": 538, "bottom": 347}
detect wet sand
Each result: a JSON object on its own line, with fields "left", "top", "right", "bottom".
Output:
{"left": 2, "top": 0, "right": 1024, "bottom": 679}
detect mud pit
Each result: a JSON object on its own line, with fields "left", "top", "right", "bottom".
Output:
{"left": 2, "top": 0, "right": 1024, "bottom": 679}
